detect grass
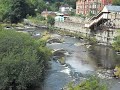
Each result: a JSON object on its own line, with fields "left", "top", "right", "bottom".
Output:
{"left": 41, "top": 31, "right": 51, "bottom": 41}
{"left": 27, "top": 14, "right": 47, "bottom": 25}
{"left": 116, "top": 29, "right": 120, "bottom": 33}
{"left": 58, "top": 57, "right": 65, "bottom": 65}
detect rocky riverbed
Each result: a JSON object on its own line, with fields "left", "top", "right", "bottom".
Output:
{"left": 8, "top": 24, "right": 120, "bottom": 90}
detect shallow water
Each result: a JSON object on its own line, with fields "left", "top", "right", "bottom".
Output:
{"left": 26, "top": 29, "right": 120, "bottom": 90}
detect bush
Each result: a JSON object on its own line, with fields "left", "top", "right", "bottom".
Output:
{"left": 47, "top": 15, "right": 55, "bottom": 26}
{"left": 114, "top": 65, "right": 120, "bottom": 78}
{"left": 112, "top": 35, "right": 120, "bottom": 51}
{"left": 67, "top": 77, "right": 108, "bottom": 90}
{"left": 0, "top": 30, "right": 51, "bottom": 89}
{"left": 89, "top": 37, "right": 97, "bottom": 45}
{"left": 27, "top": 14, "right": 46, "bottom": 25}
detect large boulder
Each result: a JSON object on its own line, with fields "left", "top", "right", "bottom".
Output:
{"left": 47, "top": 38, "right": 63, "bottom": 44}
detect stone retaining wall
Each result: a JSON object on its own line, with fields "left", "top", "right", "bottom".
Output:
{"left": 55, "top": 22, "right": 90, "bottom": 37}
{"left": 55, "top": 21, "right": 118, "bottom": 45}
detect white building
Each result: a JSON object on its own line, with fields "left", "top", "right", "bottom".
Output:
{"left": 59, "top": 4, "right": 73, "bottom": 13}
{"left": 55, "top": 13, "right": 64, "bottom": 22}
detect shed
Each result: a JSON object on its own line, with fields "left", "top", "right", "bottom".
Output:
{"left": 55, "top": 16, "right": 64, "bottom": 22}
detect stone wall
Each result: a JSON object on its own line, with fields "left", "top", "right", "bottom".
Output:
{"left": 93, "top": 30, "right": 115, "bottom": 44}
{"left": 55, "top": 21, "right": 90, "bottom": 37}
{"left": 55, "top": 21, "right": 119, "bottom": 45}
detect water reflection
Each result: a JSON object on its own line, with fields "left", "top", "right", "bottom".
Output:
{"left": 89, "top": 45, "right": 120, "bottom": 69}
{"left": 28, "top": 29, "right": 120, "bottom": 90}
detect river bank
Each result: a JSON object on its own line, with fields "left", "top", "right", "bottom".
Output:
{"left": 41, "top": 30, "right": 120, "bottom": 90}
{"left": 1, "top": 22, "right": 120, "bottom": 90}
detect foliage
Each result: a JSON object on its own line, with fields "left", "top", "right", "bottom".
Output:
{"left": 49, "top": 1, "right": 63, "bottom": 11}
{"left": 9, "top": 0, "right": 35, "bottom": 23}
{"left": 44, "top": 0, "right": 63, "bottom": 3}
{"left": 112, "top": 0, "right": 120, "bottom": 5}
{"left": 27, "top": 14, "right": 46, "bottom": 25}
{"left": 64, "top": 0, "right": 77, "bottom": 9}
{"left": 28, "top": 0, "right": 51, "bottom": 13}
{"left": 114, "top": 65, "right": 120, "bottom": 77}
{"left": 112, "top": 35, "right": 120, "bottom": 51}
{"left": 89, "top": 37, "right": 97, "bottom": 45}
{"left": 0, "top": 0, "right": 11, "bottom": 22}
{"left": 0, "top": 0, "right": 35, "bottom": 23}
{"left": 47, "top": 15, "right": 55, "bottom": 26}
{"left": 87, "top": 11, "right": 94, "bottom": 17}
{"left": 0, "top": 0, "right": 76, "bottom": 23}
{"left": 67, "top": 77, "right": 108, "bottom": 90}
{"left": 79, "top": 14, "right": 86, "bottom": 19}
{"left": 69, "top": 11, "right": 76, "bottom": 16}
{"left": 0, "top": 30, "right": 51, "bottom": 89}
{"left": 44, "top": 0, "right": 76, "bottom": 10}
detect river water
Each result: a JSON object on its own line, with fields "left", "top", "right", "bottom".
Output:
{"left": 23, "top": 28, "right": 120, "bottom": 90}
{"left": 42, "top": 34, "right": 95, "bottom": 90}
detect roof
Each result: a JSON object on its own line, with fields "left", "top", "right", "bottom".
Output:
{"left": 41, "top": 11, "right": 56, "bottom": 14}
{"left": 102, "top": 5, "right": 120, "bottom": 12}
{"left": 56, "top": 13, "right": 64, "bottom": 16}
{"left": 60, "top": 4, "right": 70, "bottom": 8}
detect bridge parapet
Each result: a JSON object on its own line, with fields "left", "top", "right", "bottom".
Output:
{"left": 85, "top": 12, "right": 109, "bottom": 28}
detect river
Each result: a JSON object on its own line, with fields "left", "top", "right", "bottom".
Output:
{"left": 22, "top": 27, "right": 120, "bottom": 90}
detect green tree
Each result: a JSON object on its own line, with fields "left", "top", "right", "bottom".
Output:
{"left": 64, "top": 0, "right": 77, "bottom": 9}
{"left": 47, "top": 15, "right": 55, "bottom": 26}
{"left": 28, "top": 0, "right": 50, "bottom": 13}
{"left": 0, "top": 0, "right": 35, "bottom": 23}
{"left": 0, "top": 0, "right": 11, "bottom": 21}
{"left": 112, "top": 0, "right": 120, "bottom": 5}
{"left": 55, "top": 2, "right": 62, "bottom": 10}
{"left": 44, "top": 0, "right": 63, "bottom": 3}
{"left": 8, "top": 0, "right": 35, "bottom": 23}
{"left": 0, "top": 29, "right": 51, "bottom": 89}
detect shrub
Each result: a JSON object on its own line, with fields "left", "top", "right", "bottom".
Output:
{"left": 0, "top": 30, "right": 51, "bottom": 89}
{"left": 67, "top": 77, "right": 108, "bottom": 90}
{"left": 112, "top": 35, "right": 120, "bottom": 51}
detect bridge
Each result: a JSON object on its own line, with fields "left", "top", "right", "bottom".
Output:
{"left": 85, "top": 5, "right": 120, "bottom": 44}
{"left": 85, "top": 5, "right": 120, "bottom": 30}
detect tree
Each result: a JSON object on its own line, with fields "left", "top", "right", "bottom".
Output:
{"left": 8, "top": 0, "right": 35, "bottom": 23}
{"left": 64, "top": 0, "right": 77, "bottom": 9}
{"left": 54, "top": 2, "right": 63, "bottom": 11}
{"left": 47, "top": 15, "right": 55, "bottom": 26}
{"left": 0, "top": 0, "right": 35, "bottom": 23}
{"left": 44, "top": 0, "right": 63, "bottom": 3}
{"left": 112, "top": 0, "right": 120, "bottom": 5}
{"left": 28, "top": 0, "right": 49, "bottom": 13}
{"left": 0, "top": 0, "right": 11, "bottom": 21}
{"left": 0, "top": 29, "right": 51, "bottom": 89}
